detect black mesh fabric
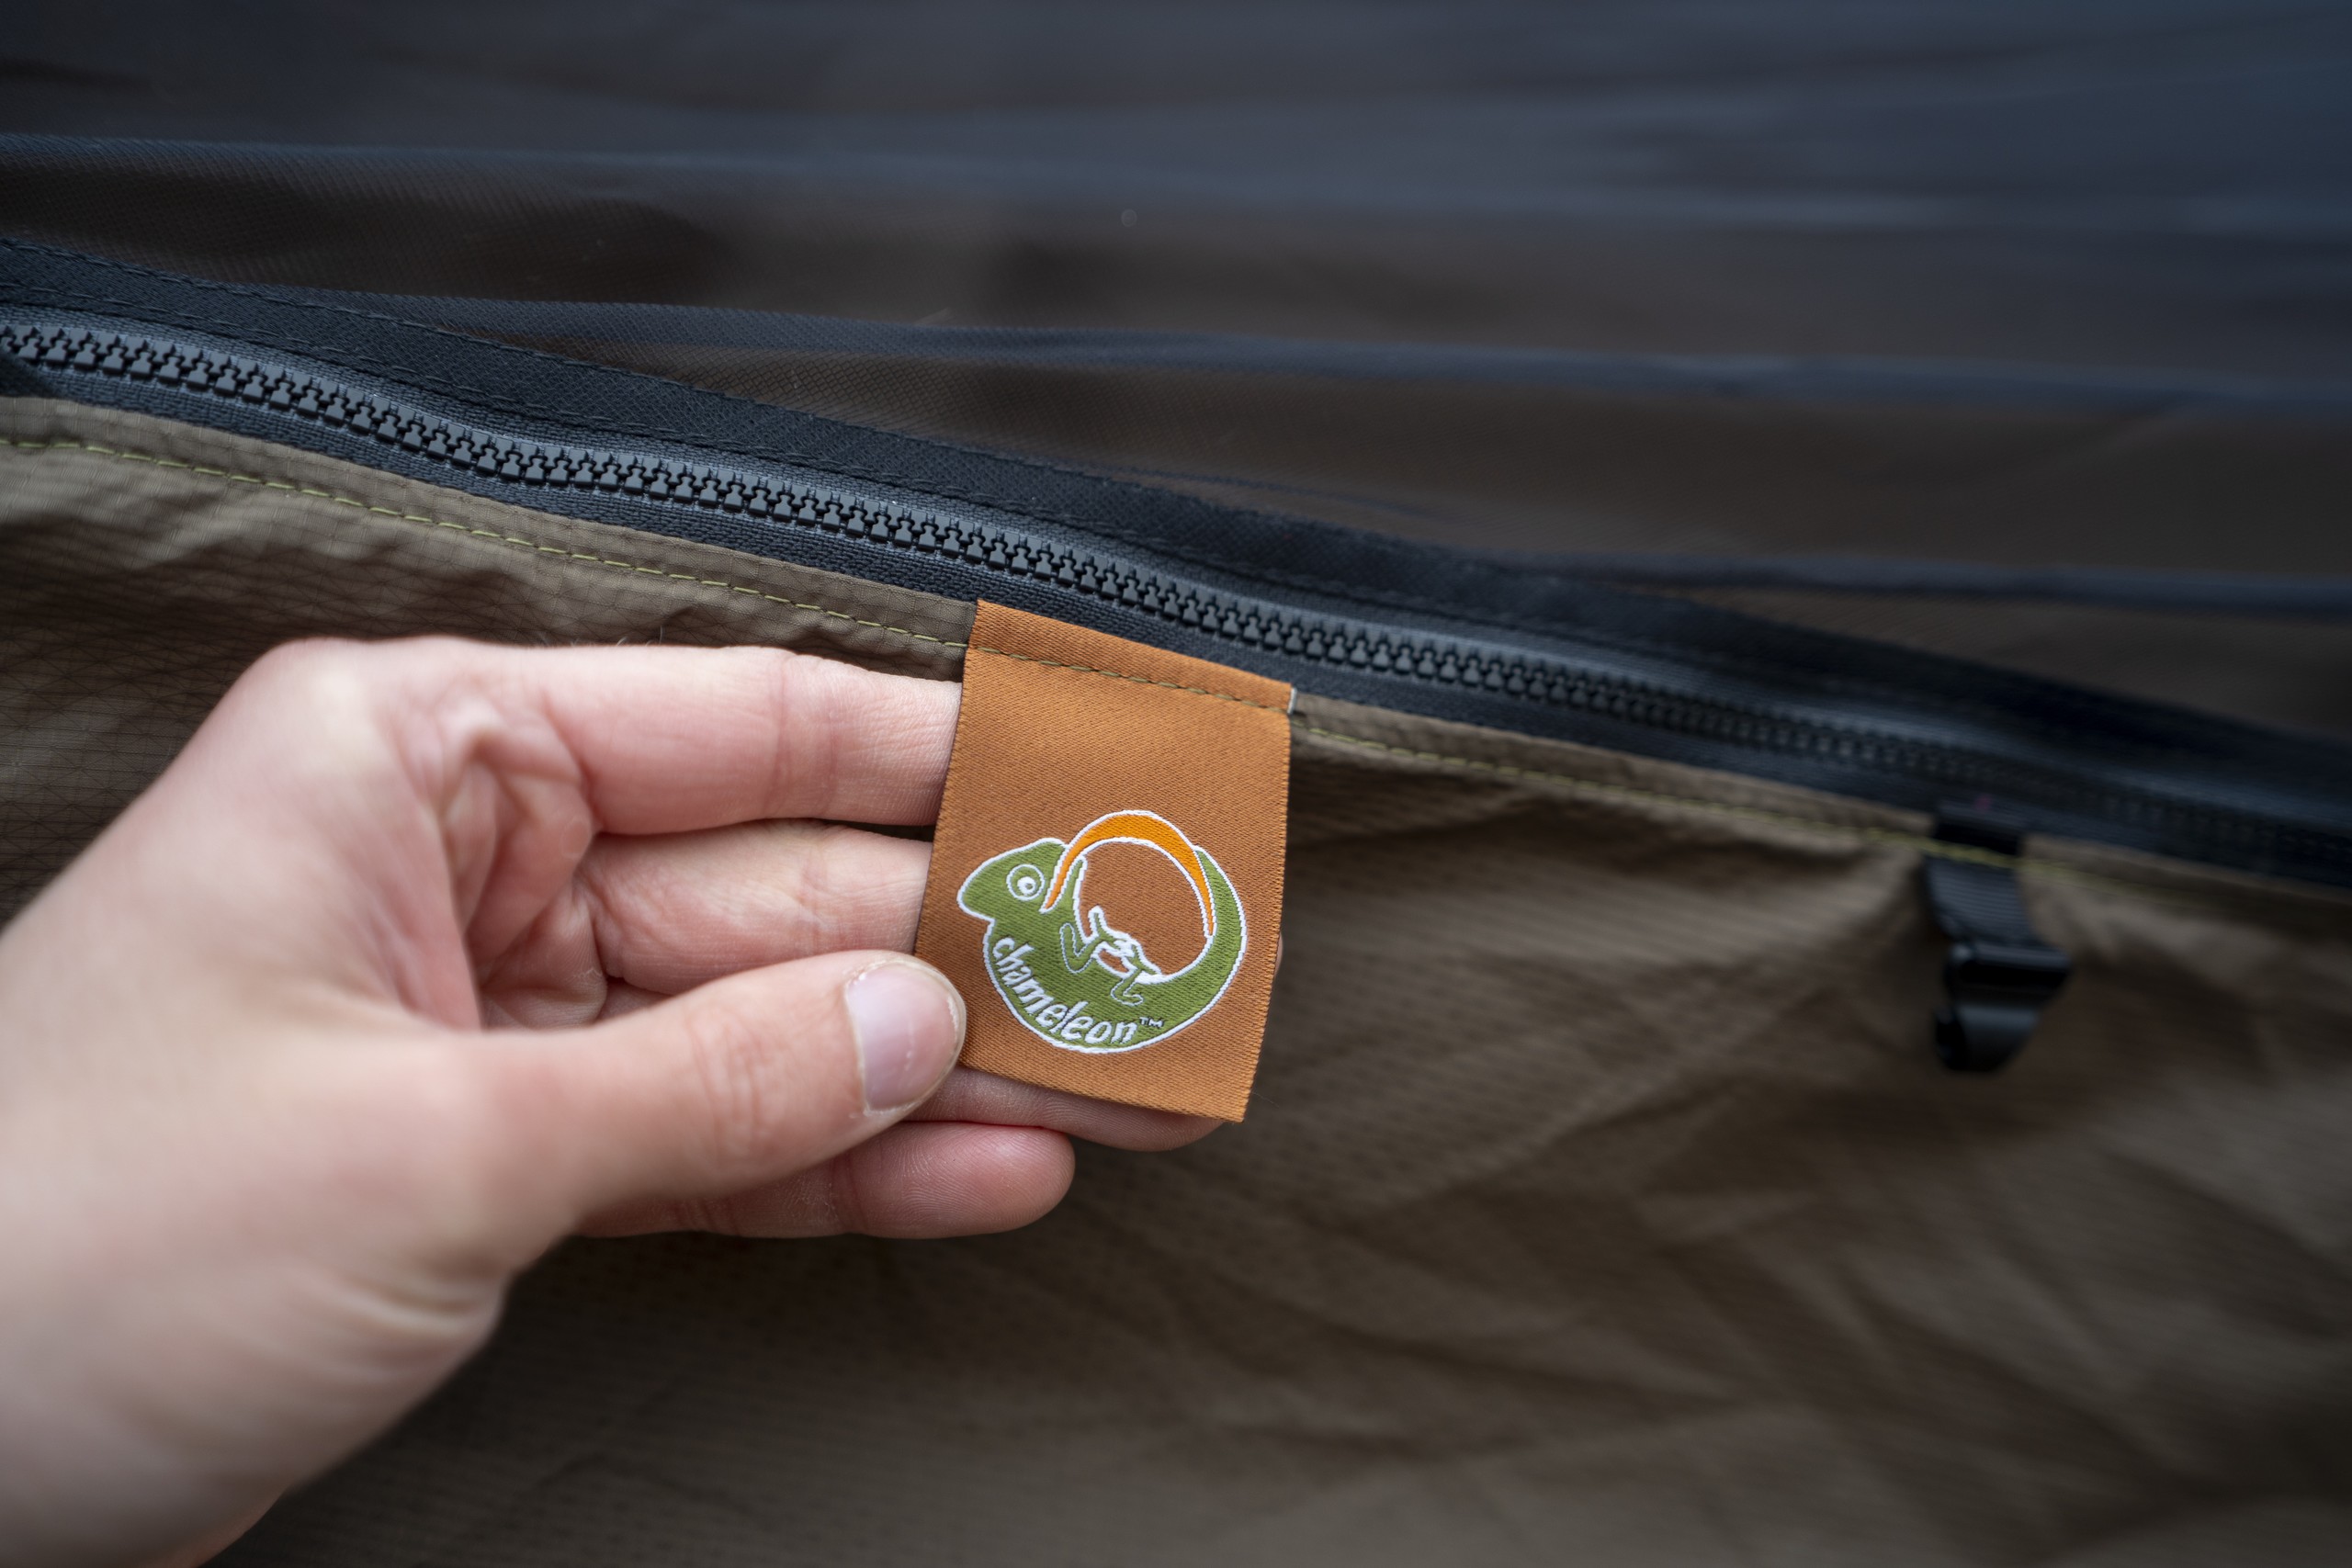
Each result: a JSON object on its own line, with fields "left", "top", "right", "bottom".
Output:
{"left": 8, "top": 2, "right": 2350, "bottom": 371}
{"left": 8, "top": 1, "right": 2352, "bottom": 737}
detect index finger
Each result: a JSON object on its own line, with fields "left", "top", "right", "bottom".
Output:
{"left": 469, "top": 640, "right": 962, "bottom": 831}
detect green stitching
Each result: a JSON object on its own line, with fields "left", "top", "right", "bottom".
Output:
{"left": 1294, "top": 722, "right": 2245, "bottom": 907}
{"left": 8, "top": 434, "right": 1306, "bottom": 713}
{"left": 5, "top": 434, "right": 967, "bottom": 650}
{"left": 966, "top": 645, "right": 1287, "bottom": 714}
{"left": 1299, "top": 722, "right": 1982, "bottom": 856}
{"left": 9, "top": 430, "right": 2335, "bottom": 916}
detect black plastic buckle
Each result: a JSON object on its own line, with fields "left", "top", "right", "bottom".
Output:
{"left": 1922, "top": 802, "right": 2073, "bottom": 1074}
{"left": 1933, "top": 940, "right": 2072, "bottom": 1073}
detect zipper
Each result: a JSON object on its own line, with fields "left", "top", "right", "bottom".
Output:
{"left": 10, "top": 312, "right": 2352, "bottom": 889}
{"left": 4, "top": 321, "right": 1557, "bottom": 688}
{"left": 0, "top": 319, "right": 1809, "bottom": 711}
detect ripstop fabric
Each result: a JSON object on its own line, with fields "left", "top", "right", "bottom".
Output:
{"left": 4, "top": 399, "right": 2351, "bottom": 1565}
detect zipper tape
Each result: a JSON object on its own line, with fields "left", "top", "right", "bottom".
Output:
{"left": 6, "top": 242, "right": 2352, "bottom": 889}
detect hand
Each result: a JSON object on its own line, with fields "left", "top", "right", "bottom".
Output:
{"left": 0, "top": 638, "right": 1213, "bottom": 1568}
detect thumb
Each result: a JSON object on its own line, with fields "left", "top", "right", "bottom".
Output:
{"left": 495, "top": 953, "right": 967, "bottom": 1222}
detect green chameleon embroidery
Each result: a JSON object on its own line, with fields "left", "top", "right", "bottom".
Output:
{"left": 957, "top": 809, "right": 1248, "bottom": 1052}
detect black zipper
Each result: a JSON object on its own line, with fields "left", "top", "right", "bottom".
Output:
{"left": 10, "top": 308, "right": 2352, "bottom": 891}
{"left": 0, "top": 321, "right": 1663, "bottom": 699}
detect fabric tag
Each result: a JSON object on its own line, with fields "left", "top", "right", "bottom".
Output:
{"left": 914, "top": 603, "right": 1293, "bottom": 1122}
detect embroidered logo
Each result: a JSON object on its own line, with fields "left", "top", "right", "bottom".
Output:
{"left": 956, "top": 810, "right": 1248, "bottom": 1053}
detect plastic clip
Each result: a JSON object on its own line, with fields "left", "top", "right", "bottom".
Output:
{"left": 1922, "top": 802, "right": 2071, "bottom": 1073}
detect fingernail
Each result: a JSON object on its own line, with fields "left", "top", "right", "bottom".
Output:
{"left": 845, "top": 960, "right": 966, "bottom": 1112}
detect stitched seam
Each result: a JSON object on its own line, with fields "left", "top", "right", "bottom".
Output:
{"left": 8, "top": 433, "right": 1287, "bottom": 714}
{"left": 8, "top": 274, "right": 1676, "bottom": 682}
{"left": 3, "top": 434, "right": 967, "bottom": 650}
{"left": 0, "top": 259, "right": 2312, "bottom": 781}
{"left": 8, "top": 429, "right": 2336, "bottom": 915}
{"left": 966, "top": 645, "right": 1284, "bottom": 713}
{"left": 6, "top": 259, "right": 2041, "bottom": 710}
{"left": 0, "top": 276, "right": 2231, "bottom": 747}
{"left": 0, "top": 246, "right": 2326, "bottom": 779}
{"left": 3, "top": 250, "right": 1256, "bottom": 521}
{"left": 1294, "top": 722, "right": 2253, "bottom": 908}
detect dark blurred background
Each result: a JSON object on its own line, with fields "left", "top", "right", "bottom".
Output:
{"left": 7, "top": 1, "right": 2352, "bottom": 730}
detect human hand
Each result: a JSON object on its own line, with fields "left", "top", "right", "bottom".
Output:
{"left": 0, "top": 637, "right": 1213, "bottom": 1568}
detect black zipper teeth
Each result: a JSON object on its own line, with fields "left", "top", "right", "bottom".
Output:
{"left": 7, "top": 319, "right": 2348, "bottom": 871}
{"left": 1, "top": 320, "right": 1706, "bottom": 712}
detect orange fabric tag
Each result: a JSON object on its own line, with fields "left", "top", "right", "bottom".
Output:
{"left": 914, "top": 604, "right": 1293, "bottom": 1122}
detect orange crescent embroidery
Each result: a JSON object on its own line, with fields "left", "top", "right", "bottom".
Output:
{"left": 1042, "top": 810, "right": 1215, "bottom": 941}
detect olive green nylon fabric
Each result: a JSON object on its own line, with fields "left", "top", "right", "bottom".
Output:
{"left": 4, "top": 400, "right": 2350, "bottom": 1565}
{"left": 0, "top": 399, "right": 971, "bottom": 920}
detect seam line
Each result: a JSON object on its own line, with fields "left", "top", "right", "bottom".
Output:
{"left": 6, "top": 433, "right": 967, "bottom": 649}
{"left": 9, "top": 427, "right": 2333, "bottom": 916}
{"left": 3, "top": 252, "right": 2334, "bottom": 787}
{"left": 7, "top": 433, "right": 1286, "bottom": 711}
{"left": 966, "top": 645, "right": 1284, "bottom": 713}
{"left": 1295, "top": 722, "right": 2225, "bottom": 905}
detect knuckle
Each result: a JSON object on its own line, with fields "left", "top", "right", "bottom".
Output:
{"left": 239, "top": 637, "right": 354, "bottom": 705}
{"left": 241, "top": 636, "right": 469, "bottom": 714}
{"left": 246, "top": 635, "right": 350, "bottom": 677}
{"left": 676, "top": 993, "right": 790, "bottom": 1176}
{"left": 817, "top": 1149, "right": 861, "bottom": 1235}
{"left": 781, "top": 824, "right": 864, "bottom": 945}
{"left": 232, "top": 639, "right": 382, "bottom": 737}
{"left": 666, "top": 1192, "right": 752, "bottom": 1238}
{"left": 244, "top": 635, "right": 419, "bottom": 695}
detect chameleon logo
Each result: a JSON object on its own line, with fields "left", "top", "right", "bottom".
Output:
{"left": 956, "top": 809, "right": 1247, "bottom": 1053}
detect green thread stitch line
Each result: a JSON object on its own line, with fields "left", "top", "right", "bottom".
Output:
{"left": 8, "top": 434, "right": 1295, "bottom": 711}
{"left": 1295, "top": 722, "right": 2242, "bottom": 908}
{"left": 6, "top": 431, "right": 2325, "bottom": 914}
{"left": 965, "top": 645, "right": 1287, "bottom": 714}
{"left": 6, "top": 434, "right": 967, "bottom": 650}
